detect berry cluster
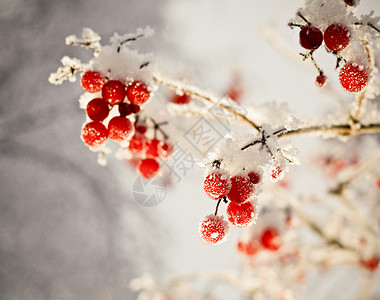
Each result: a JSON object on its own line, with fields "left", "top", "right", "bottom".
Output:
{"left": 290, "top": 4, "right": 374, "bottom": 93}
{"left": 80, "top": 70, "right": 172, "bottom": 179}
{"left": 199, "top": 167, "right": 261, "bottom": 245}
{"left": 80, "top": 70, "right": 152, "bottom": 147}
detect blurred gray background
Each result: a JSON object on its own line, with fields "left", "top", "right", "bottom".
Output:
{"left": 0, "top": 1, "right": 170, "bottom": 299}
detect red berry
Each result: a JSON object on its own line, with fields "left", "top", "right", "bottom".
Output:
{"left": 138, "top": 158, "right": 160, "bottom": 179}
{"left": 271, "top": 166, "right": 284, "bottom": 182}
{"left": 203, "top": 169, "right": 232, "bottom": 200}
{"left": 227, "top": 175, "right": 254, "bottom": 204}
{"left": 172, "top": 93, "right": 190, "bottom": 105}
{"left": 158, "top": 141, "right": 173, "bottom": 159}
{"left": 118, "top": 103, "right": 133, "bottom": 117}
{"left": 324, "top": 23, "right": 351, "bottom": 52}
{"left": 146, "top": 138, "right": 160, "bottom": 158}
{"left": 199, "top": 215, "right": 229, "bottom": 245}
{"left": 108, "top": 116, "right": 134, "bottom": 142}
{"left": 315, "top": 74, "right": 327, "bottom": 87}
{"left": 126, "top": 80, "right": 151, "bottom": 105}
{"left": 237, "top": 240, "right": 259, "bottom": 256}
{"left": 261, "top": 228, "right": 281, "bottom": 251}
{"left": 134, "top": 122, "right": 148, "bottom": 134}
{"left": 130, "top": 104, "right": 141, "bottom": 113}
{"left": 81, "top": 121, "right": 108, "bottom": 148}
{"left": 86, "top": 98, "right": 109, "bottom": 121}
{"left": 248, "top": 171, "right": 260, "bottom": 184}
{"left": 226, "top": 200, "right": 256, "bottom": 227}
{"left": 128, "top": 134, "right": 148, "bottom": 155}
{"left": 344, "top": 0, "right": 355, "bottom": 5}
{"left": 299, "top": 25, "right": 323, "bottom": 50}
{"left": 339, "top": 62, "right": 369, "bottom": 93}
{"left": 360, "top": 256, "right": 379, "bottom": 271}
{"left": 80, "top": 71, "right": 106, "bottom": 93}
{"left": 376, "top": 178, "right": 380, "bottom": 189}
{"left": 102, "top": 80, "right": 126, "bottom": 105}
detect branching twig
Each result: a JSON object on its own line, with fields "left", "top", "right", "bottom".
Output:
{"left": 153, "top": 74, "right": 260, "bottom": 131}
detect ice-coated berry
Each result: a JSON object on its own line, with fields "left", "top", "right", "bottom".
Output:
{"left": 102, "top": 80, "right": 126, "bottom": 105}
{"left": 315, "top": 74, "right": 327, "bottom": 87}
{"left": 158, "top": 141, "right": 173, "bottom": 159}
{"left": 81, "top": 70, "right": 106, "bottom": 93}
{"left": 108, "top": 116, "right": 134, "bottom": 142}
{"left": 128, "top": 133, "right": 148, "bottom": 155}
{"left": 203, "top": 169, "right": 232, "bottom": 200}
{"left": 299, "top": 25, "right": 323, "bottom": 50}
{"left": 126, "top": 80, "right": 151, "bottom": 105}
{"left": 227, "top": 175, "right": 254, "bottom": 204}
{"left": 339, "top": 62, "right": 369, "bottom": 93}
{"left": 199, "top": 214, "right": 229, "bottom": 245}
{"left": 118, "top": 103, "right": 133, "bottom": 117}
{"left": 261, "top": 228, "right": 281, "bottom": 251}
{"left": 237, "top": 240, "right": 259, "bottom": 256}
{"left": 324, "top": 23, "right": 350, "bottom": 52}
{"left": 248, "top": 171, "right": 260, "bottom": 184}
{"left": 86, "top": 98, "right": 109, "bottom": 121}
{"left": 138, "top": 158, "right": 160, "bottom": 179}
{"left": 226, "top": 200, "right": 256, "bottom": 227}
{"left": 81, "top": 121, "right": 108, "bottom": 148}
{"left": 172, "top": 92, "right": 190, "bottom": 105}
{"left": 344, "top": 0, "right": 355, "bottom": 5}
{"left": 360, "top": 256, "right": 379, "bottom": 271}
{"left": 146, "top": 138, "right": 160, "bottom": 158}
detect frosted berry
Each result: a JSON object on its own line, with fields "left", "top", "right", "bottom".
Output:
{"left": 118, "top": 103, "right": 133, "bottom": 117}
{"left": 237, "top": 240, "right": 259, "bottom": 256}
{"left": 261, "top": 228, "right": 281, "bottom": 251}
{"left": 146, "top": 138, "right": 160, "bottom": 158}
{"left": 226, "top": 200, "right": 256, "bottom": 227}
{"left": 108, "top": 116, "right": 134, "bottom": 142}
{"left": 81, "top": 71, "right": 106, "bottom": 93}
{"left": 134, "top": 122, "right": 148, "bottom": 134}
{"left": 199, "top": 215, "right": 229, "bottom": 245}
{"left": 339, "top": 62, "right": 369, "bottom": 93}
{"left": 102, "top": 80, "right": 126, "bottom": 105}
{"left": 344, "top": 0, "right": 355, "bottom": 5}
{"left": 324, "top": 23, "right": 350, "bottom": 52}
{"left": 376, "top": 178, "right": 380, "bottom": 189}
{"left": 315, "top": 74, "right": 327, "bottom": 87}
{"left": 203, "top": 169, "right": 232, "bottom": 200}
{"left": 360, "top": 256, "right": 379, "bottom": 271}
{"left": 158, "top": 141, "right": 173, "bottom": 158}
{"left": 126, "top": 80, "right": 151, "bottom": 105}
{"left": 227, "top": 175, "right": 254, "bottom": 204}
{"left": 138, "top": 158, "right": 160, "bottom": 179}
{"left": 86, "top": 98, "right": 109, "bottom": 121}
{"left": 81, "top": 121, "right": 108, "bottom": 148}
{"left": 271, "top": 166, "right": 284, "bottom": 182}
{"left": 248, "top": 171, "right": 260, "bottom": 184}
{"left": 128, "top": 134, "right": 148, "bottom": 155}
{"left": 299, "top": 25, "right": 323, "bottom": 50}
{"left": 172, "top": 92, "right": 190, "bottom": 105}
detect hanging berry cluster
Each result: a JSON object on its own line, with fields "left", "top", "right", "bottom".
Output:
{"left": 49, "top": 27, "right": 174, "bottom": 179}
{"left": 288, "top": 0, "right": 379, "bottom": 93}
{"left": 198, "top": 124, "right": 299, "bottom": 245}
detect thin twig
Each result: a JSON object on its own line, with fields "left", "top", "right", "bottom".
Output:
{"left": 153, "top": 74, "right": 260, "bottom": 131}
{"left": 279, "top": 123, "right": 380, "bottom": 138}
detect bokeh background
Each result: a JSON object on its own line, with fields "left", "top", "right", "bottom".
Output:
{"left": 0, "top": 0, "right": 379, "bottom": 299}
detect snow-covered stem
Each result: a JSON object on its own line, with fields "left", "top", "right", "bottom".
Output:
{"left": 152, "top": 74, "right": 260, "bottom": 131}
{"left": 279, "top": 122, "right": 380, "bottom": 138}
